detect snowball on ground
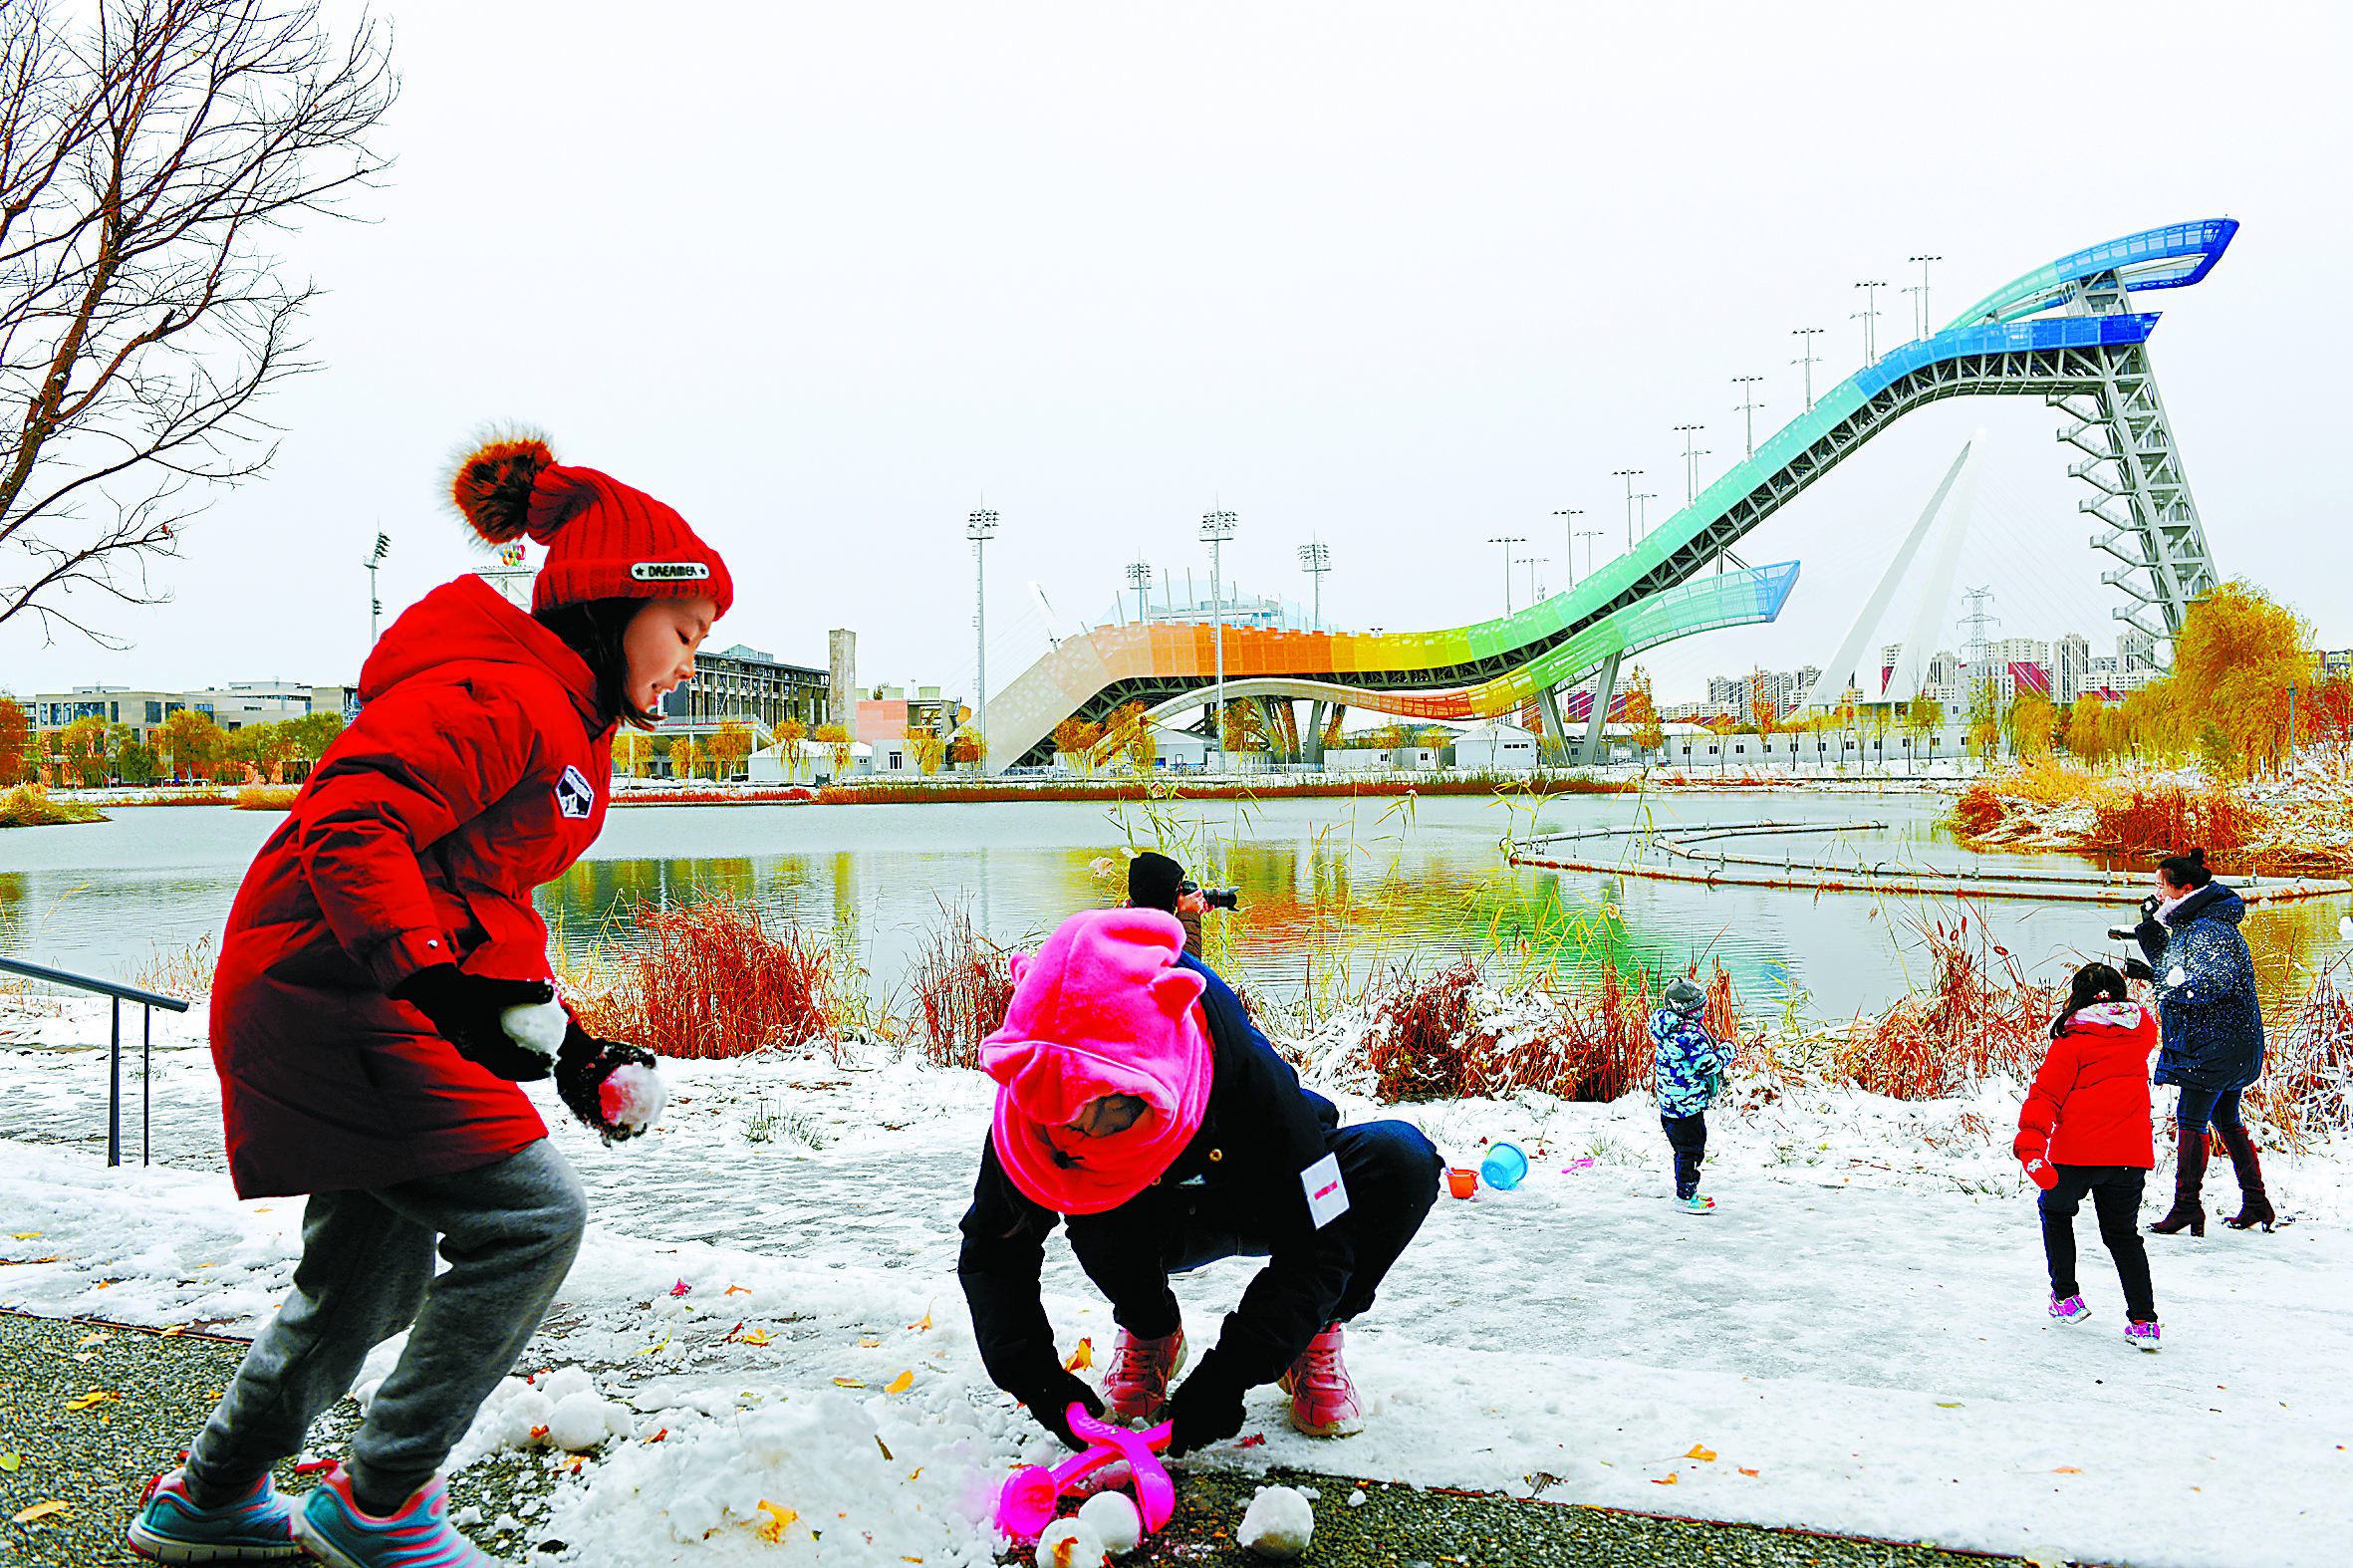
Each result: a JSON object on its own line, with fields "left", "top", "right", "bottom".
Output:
{"left": 1037, "top": 1517, "right": 1108, "bottom": 1568}
{"left": 1076, "top": 1490, "right": 1143, "bottom": 1556}
{"left": 1238, "top": 1485, "right": 1314, "bottom": 1558}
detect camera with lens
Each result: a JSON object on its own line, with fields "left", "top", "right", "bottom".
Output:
{"left": 1177, "top": 879, "right": 1241, "bottom": 912}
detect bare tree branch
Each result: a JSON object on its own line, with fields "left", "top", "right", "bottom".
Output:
{"left": 0, "top": 0, "right": 392, "bottom": 641}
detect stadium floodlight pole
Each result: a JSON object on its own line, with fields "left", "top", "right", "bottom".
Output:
{"left": 1908, "top": 254, "right": 1943, "bottom": 337}
{"left": 1791, "top": 327, "right": 1824, "bottom": 410}
{"left": 1522, "top": 555, "right": 1547, "bottom": 606}
{"left": 1853, "top": 280, "right": 1887, "bottom": 362}
{"left": 1576, "top": 528, "right": 1604, "bottom": 579}
{"left": 1673, "top": 424, "right": 1706, "bottom": 503}
{"left": 966, "top": 508, "right": 998, "bottom": 742}
{"left": 1126, "top": 559, "right": 1152, "bottom": 626}
{"left": 1731, "top": 377, "right": 1765, "bottom": 458}
{"left": 1487, "top": 536, "right": 1524, "bottom": 616}
{"left": 1552, "top": 508, "right": 1583, "bottom": 587}
{"left": 1297, "top": 539, "right": 1330, "bottom": 632}
{"left": 1201, "top": 508, "right": 1237, "bottom": 762}
{"left": 364, "top": 529, "right": 391, "bottom": 646}
{"left": 1635, "top": 494, "right": 1657, "bottom": 539}
{"left": 1612, "top": 469, "right": 1643, "bottom": 551}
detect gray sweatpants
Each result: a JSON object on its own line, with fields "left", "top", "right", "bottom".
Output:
{"left": 185, "top": 1140, "right": 587, "bottom": 1509}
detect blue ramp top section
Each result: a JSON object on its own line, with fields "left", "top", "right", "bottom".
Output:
{"left": 1945, "top": 219, "right": 2237, "bottom": 327}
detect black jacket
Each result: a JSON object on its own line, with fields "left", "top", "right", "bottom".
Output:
{"left": 957, "top": 954, "right": 1343, "bottom": 1399}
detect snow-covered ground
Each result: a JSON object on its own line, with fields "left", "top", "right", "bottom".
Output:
{"left": 5, "top": 991, "right": 2349, "bottom": 1568}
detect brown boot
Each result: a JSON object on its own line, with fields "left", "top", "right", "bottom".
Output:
{"left": 2217, "top": 1124, "right": 2276, "bottom": 1231}
{"left": 2148, "top": 1126, "right": 2207, "bottom": 1236}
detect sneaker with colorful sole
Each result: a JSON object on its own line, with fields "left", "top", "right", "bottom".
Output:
{"left": 2124, "top": 1319, "right": 2163, "bottom": 1353}
{"left": 126, "top": 1470, "right": 303, "bottom": 1562}
{"left": 293, "top": 1466, "right": 493, "bottom": 1568}
{"left": 1675, "top": 1194, "right": 1715, "bottom": 1214}
{"left": 2048, "top": 1293, "right": 2091, "bottom": 1323}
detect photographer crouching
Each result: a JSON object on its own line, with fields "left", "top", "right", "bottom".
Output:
{"left": 1127, "top": 851, "right": 1237, "bottom": 960}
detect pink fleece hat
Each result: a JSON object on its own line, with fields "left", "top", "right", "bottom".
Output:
{"left": 980, "top": 908, "right": 1213, "bottom": 1214}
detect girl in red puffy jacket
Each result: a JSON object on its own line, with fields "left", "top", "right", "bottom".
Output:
{"left": 2015, "top": 961, "right": 2162, "bottom": 1351}
{"left": 130, "top": 435, "right": 733, "bottom": 1568}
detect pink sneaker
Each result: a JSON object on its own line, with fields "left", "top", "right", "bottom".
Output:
{"left": 1279, "top": 1323, "right": 1365, "bottom": 1437}
{"left": 1102, "top": 1327, "right": 1186, "bottom": 1423}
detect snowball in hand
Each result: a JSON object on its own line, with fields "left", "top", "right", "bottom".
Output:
{"left": 1238, "top": 1485, "right": 1314, "bottom": 1559}
{"left": 499, "top": 997, "right": 567, "bottom": 1061}
{"left": 2166, "top": 965, "right": 2188, "bottom": 989}
{"left": 601, "top": 1061, "right": 667, "bottom": 1134}
{"left": 1036, "top": 1517, "right": 1108, "bottom": 1568}
{"left": 1076, "top": 1491, "right": 1143, "bottom": 1556}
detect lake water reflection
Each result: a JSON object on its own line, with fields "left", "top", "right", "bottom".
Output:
{"left": 8, "top": 791, "right": 2345, "bottom": 1021}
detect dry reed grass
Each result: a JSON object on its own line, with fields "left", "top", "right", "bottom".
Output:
{"left": 580, "top": 892, "right": 848, "bottom": 1062}
{"left": 233, "top": 784, "right": 300, "bottom": 811}
{"left": 0, "top": 783, "right": 105, "bottom": 827}
{"left": 132, "top": 934, "right": 217, "bottom": 1000}
{"left": 2249, "top": 959, "right": 2353, "bottom": 1151}
{"left": 904, "top": 904, "right": 1015, "bottom": 1070}
{"left": 1830, "top": 915, "right": 2058, "bottom": 1098}
{"left": 813, "top": 773, "right": 1635, "bottom": 808}
{"left": 2083, "top": 780, "right": 2277, "bottom": 870}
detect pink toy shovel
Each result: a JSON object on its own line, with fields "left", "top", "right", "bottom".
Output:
{"left": 995, "top": 1405, "right": 1175, "bottom": 1539}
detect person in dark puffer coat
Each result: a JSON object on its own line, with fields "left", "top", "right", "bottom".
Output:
{"left": 2125, "top": 847, "right": 2271, "bottom": 1236}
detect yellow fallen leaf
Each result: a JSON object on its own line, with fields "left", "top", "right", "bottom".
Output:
{"left": 9, "top": 1232, "right": 39, "bottom": 1240}
{"left": 11, "top": 1500, "right": 68, "bottom": 1524}
{"left": 859, "top": 1336, "right": 882, "bottom": 1348}
{"left": 1685, "top": 1444, "right": 1715, "bottom": 1462}
{"left": 0, "top": 1453, "right": 21, "bottom": 1471}
{"left": 1936, "top": 1401, "right": 1963, "bottom": 1408}
{"left": 910, "top": 1310, "right": 932, "bottom": 1332}
{"left": 1651, "top": 1472, "right": 1677, "bottom": 1485}
{"left": 736, "top": 1329, "right": 773, "bottom": 1347}
{"left": 753, "top": 1500, "right": 797, "bottom": 1541}
{"left": 885, "top": 1371, "right": 914, "bottom": 1395}
{"left": 724, "top": 1284, "right": 752, "bottom": 1296}
{"left": 1062, "top": 1338, "right": 1093, "bottom": 1373}
{"left": 1738, "top": 1467, "right": 1759, "bottom": 1476}
{"left": 64, "top": 1391, "right": 119, "bottom": 1413}
{"left": 160, "top": 1325, "right": 185, "bottom": 1337}
{"left": 633, "top": 1332, "right": 671, "bottom": 1357}
{"left": 2053, "top": 1466, "right": 2082, "bottom": 1474}
{"left": 833, "top": 1377, "right": 865, "bottom": 1388}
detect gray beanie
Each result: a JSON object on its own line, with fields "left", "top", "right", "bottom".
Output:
{"left": 1662, "top": 977, "right": 1708, "bottom": 1017}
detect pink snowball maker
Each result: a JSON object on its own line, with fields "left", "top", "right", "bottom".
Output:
{"left": 995, "top": 1405, "right": 1176, "bottom": 1540}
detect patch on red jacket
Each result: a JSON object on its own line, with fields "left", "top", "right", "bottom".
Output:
{"left": 556, "top": 764, "right": 596, "bottom": 819}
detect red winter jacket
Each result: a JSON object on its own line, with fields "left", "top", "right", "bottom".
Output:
{"left": 210, "top": 576, "right": 613, "bottom": 1197}
{"left": 2014, "top": 1002, "right": 2158, "bottom": 1170}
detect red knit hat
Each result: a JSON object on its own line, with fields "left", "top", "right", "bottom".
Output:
{"left": 448, "top": 433, "right": 733, "bottom": 617}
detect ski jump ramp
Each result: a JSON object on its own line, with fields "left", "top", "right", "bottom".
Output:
{"left": 983, "top": 219, "right": 2234, "bottom": 771}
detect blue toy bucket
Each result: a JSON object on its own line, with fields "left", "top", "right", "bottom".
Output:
{"left": 1479, "top": 1142, "right": 1529, "bottom": 1190}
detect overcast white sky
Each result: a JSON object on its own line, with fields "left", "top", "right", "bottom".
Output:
{"left": 3, "top": 0, "right": 2347, "bottom": 713}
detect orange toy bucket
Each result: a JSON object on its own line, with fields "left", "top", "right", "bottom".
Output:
{"left": 1445, "top": 1167, "right": 1478, "bottom": 1199}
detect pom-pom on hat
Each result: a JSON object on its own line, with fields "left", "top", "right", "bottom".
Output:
{"left": 980, "top": 908, "right": 1213, "bottom": 1214}
{"left": 447, "top": 431, "right": 733, "bottom": 617}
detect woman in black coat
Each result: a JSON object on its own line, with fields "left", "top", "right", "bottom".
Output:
{"left": 2127, "top": 848, "right": 2272, "bottom": 1235}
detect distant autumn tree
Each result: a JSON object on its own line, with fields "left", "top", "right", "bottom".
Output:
{"left": 707, "top": 719, "right": 754, "bottom": 780}
{"left": 771, "top": 716, "right": 806, "bottom": 779}
{"left": 156, "top": 704, "right": 222, "bottom": 780}
{"left": 0, "top": 695, "right": 29, "bottom": 781}
{"left": 811, "top": 722, "right": 852, "bottom": 779}
{"left": 2006, "top": 691, "right": 2057, "bottom": 758}
{"left": 59, "top": 712, "right": 109, "bottom": 784}
{"left": 0, "top": 0, "right": 394, "bottom": 644}
{"left": 1620, "top": 665, "right": 1664, "bottom": 755}
{"left": 2168, "top": 582, "right": 2312, "bottom": 776}
{"left": 666, "top": 735, "right": 704, "bottom": 781}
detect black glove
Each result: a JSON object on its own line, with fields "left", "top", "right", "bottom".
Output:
{"left": 1017, "top": 1371, "right": 1105, "bottom": 1451}
{"left": 1163, "top": 1363, "right": 1245, "bottom": 1456}
{"left": 557, "top": 1019, "right": 661, "bottom": 1142}
{"left": 391, "top": 965, "right": 557, "bottom": 1081}
{"left": 2123, "top": 957, "right": 2156, "bottom": 982}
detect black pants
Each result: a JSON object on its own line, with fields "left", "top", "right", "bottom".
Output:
{"left": 1078, "top": 1120, "right": 1440, "bottom": 1341}
{"left": 2039, "top": 1165, "right": 2157, "bottom": 1322}
{"left": 1661, "top": 1112, "right": 1706, "bottom": 1199}
{"left": 2174, "top": 1084, "right": 2244, "bottom": 1133}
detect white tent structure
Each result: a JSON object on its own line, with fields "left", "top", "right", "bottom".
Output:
{"left": 1453, "top": 720, "right": 1541, "bottom": 771}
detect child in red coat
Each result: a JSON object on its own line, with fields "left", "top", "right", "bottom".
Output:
{"left": 2015, "top": 961, "right": 2162, "bottom": 1351}
{"left": 129, "top": 435, "right": 732, "bottom": 1568}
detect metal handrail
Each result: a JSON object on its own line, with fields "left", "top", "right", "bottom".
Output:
{"left": 0, "top": 954, "right": 192, "bottom": 1169}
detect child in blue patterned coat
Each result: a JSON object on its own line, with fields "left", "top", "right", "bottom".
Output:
{"left": 1651, "top": 977, "right": 1735, "bottom": 1213}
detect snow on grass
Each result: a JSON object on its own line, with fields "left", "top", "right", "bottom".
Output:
{"left": 5, "top": 996, "right": 2353, "bottom": 1566}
